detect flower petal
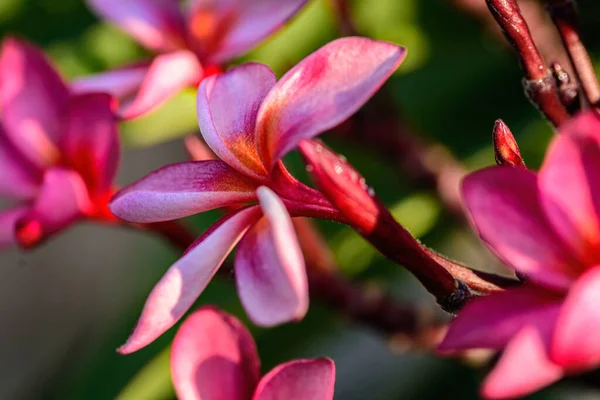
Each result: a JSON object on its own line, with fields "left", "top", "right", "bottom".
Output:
{"left": 482, "top": 326, "right": 563, "bottom": 399}
{"left": 110, "top": 160, "right": 259, "bottom": 223}
{"left": 0, "top": 124, "right": 40, "bottom": 200}
{"left": 171, "top": 306, "right": 261, "bottom": 400}
{"left": 197, "top": 62, "right": 275, "bottom": 179}
{"left": 60, "top": 93, "right": 120, "bottom": 195}
{"left": 235, "top": 187, "right": 308, "bottom": 326}
{"left": 15, "top": 167, "right": 92, "bottom": 248}
{"left": 119, "top": 50, "right": 203, "bottom": 120}
{"left": 256, "top": 37, "right": 405, "bottom": 167}
{"left": 195, "top": 0, "right": 308, "bottom": 64}
{"left": 552, "top": 265, "right": 600, "bottom": 371}
{"left": 0, "top": 37, "right": 68, "bottom": 167}
{"left": 86, "top": 0, "right": 186, "bottom": 51}
{"left": 71, "top": 63, "right": 149, "bottom": 99}
{"left": 438, "top": 286, "right": 562, "bottom": 352}
{"left": 0, "top": 206, "right": 28, "bottom": 249}
{"left": 462, "top": 166, "right": 580, "bottom": 290}
{"left": 539, "top": 112, "right": 600, "bottom": 266}
{"left": 118, "top": 206, "right": 262, "bottom": 354}
{"left": 253, "top": 358, "right": 335, "bottom": 400}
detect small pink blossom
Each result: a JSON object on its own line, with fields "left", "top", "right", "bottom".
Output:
{"left": 78, "top": 0, "right": 309, "bottom": 119}
{"left": 110, "top": 37, "right": 405, "bottom": 353}
{"left": 171, "top": 306, "right": 335, "bottom": 400}
{"left": 439, "top": 111, "right": 600, "bottom": 398}
{"left": 0, "top": 38, "right": 120, "bottom": 249}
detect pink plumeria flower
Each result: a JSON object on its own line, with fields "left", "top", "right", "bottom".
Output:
{"left": 110, "top": 37, "right": 405, "bottom": 353}
{"left": 439, "top": 111, "right": 600, "bottom": 398}
{"left": 0, "top": 38, "right": 120, "bottom": 249}
{"left": 172, "top": 306, "right": 335, "bottom": 400}
{"left": 77, "top": 0, "right": 308, "bottom": 119}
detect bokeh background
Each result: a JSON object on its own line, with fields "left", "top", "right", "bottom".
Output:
{"left": 2, "top": 0, "right": 600, "bottom": 398}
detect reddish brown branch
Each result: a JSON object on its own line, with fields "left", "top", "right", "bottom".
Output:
{"left": 546, "top": 0, "right": 600, "bottom": 109}
{"left": 485, "top": 0, "right": 570, "bottom": 126}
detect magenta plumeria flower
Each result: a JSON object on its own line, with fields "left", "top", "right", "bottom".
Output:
{"left": 0, "top": 38, "right": 120, "bottom": 249}
{"left": 110, "top": 37, "right": 405, "bottom": 353}
{"left": 77, "top": 0, "right": 308, "bottom": 119}
{"left": 439, "top": 111, "right": 600, "bottom": 398}
{"left": 172, "top": 306, "right": 335, "bottom": 400}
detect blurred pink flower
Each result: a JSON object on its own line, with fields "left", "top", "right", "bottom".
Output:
{"left": 78, "top": 0, "right": 309, "bottom": 119}
{"left": 439, "top": 111, "right": 600, "bottom": 398}
{"left": 0, "top": 38, "right": 120, "bottom": 249}
{"left": 110, "top": 37, "right": 405, "bottom": 353}
{"left": 172, "top": 306, "right": 335, "bottom": 400}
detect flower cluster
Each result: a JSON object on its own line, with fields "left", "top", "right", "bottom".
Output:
{"left": 4, "top": 0, "right": 600, "bottom": 398}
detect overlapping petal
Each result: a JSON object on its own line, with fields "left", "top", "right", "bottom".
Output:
{"left": 462, "top": 166, "right": 580, "bottom": 290}
{"left": 0, "top": 125, "right": 39, "bottom": 200}
{"left": 86, "top": 0, "right": 186, "bottom": 52}
{"left": 60, "top": 93, "right": 120, "bottom": 194}
{"left": 120, "top": 50, "right": 203, "bottom": 120}
{"left": 253, "top": 358, "right": 335, "bottom": 400}
{"left": 202, "top": 0, "right": 308, "bottom": 64}
{"left": 15, "top": 167, "right": 91, "bottom": 248}
{"left": 110, "top": 160, "right": 259, "bottom": 223}
{"left": 0, "top": 37, "right": 68, "bottom": 167}
{"left": 256, "top": 37, "right": 406, "bottom": 167}
{"left": 197, "top": 63, "right": 275, "bottom": 179}
{"left": 171, "top": 306, "right": 261, "bottom": 400}
{"left": 552, "top": 265, "right": 600, "bottom": 370}
{"left": 438, "top": 286, "right": 562, "bottom": 351}
{"left": 235, "top": 187, "right": 308, "bottom": 326}
{"left": 0, "top": 206, "right": 28, "bottom": 249}
{"left": 482, "top": 326, "right": 563, "bottom": 399}
{"left": 71, "top": 64, "right": 148, "bottom": 99}
{"left": 118, "top": 206, "right": 262, "bottom": 354}
{"left": 539, "top": 112, "right": 600, "bottom": 265}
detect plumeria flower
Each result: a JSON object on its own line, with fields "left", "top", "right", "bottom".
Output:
{"left": 78, "top": 0, "right": 308, "bottom": 119}
{"left": 172, "top": 306, "right": 335, "bottom": 400}
{"left": 439, "top": 111, "right": 600, "bottom": 398}
{"left": 110, "top": 37, "right": 405, "bottom": 353}
{"left": 0, "top": 38, "right": 119, "bottom": 249}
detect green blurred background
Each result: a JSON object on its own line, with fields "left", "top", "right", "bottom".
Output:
{"left": 2, "top": 0, "right": 600, "bottom": 398}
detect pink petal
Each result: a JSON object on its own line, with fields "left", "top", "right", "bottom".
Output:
{"left": 0, "top": 37, "right": 68, "bottom": 168}
{"left": 438, "top": 286, "right": 562, "bottom": 352}
{"left": 253, "top": 358, "right": 335, "bottom": 400}
{"left": 60, "top": 93, "right": 120, "bottom": 195}
{"left": 197, "top": 62, "right": 275, "bottom": 180}
{"left": 15, "top": 167, "right": 92, "bottom": 248}
{"left": 119, "top": 50, "right": 203, "bottom": 120}
{"left": 255, "top": 37, "right": 406, "bottom": 167}
{"left": 539, "top": 112, "right": 600, "bottom": 266}
{"left": 86, "top": 0, "right": 186, "bottom": 52}
{"left": 0, "top": 125, "right": 40, "bottom": 200}
{"left": 482, "top": 326, "right": 563, "bottom": 399}
{"left": 235, "top": 187, "right": 308, "bottom": 327}
{"left": 71, "top": 63, "right": 149, "bottom": 99}
{"left": 110, "top": 160, "right": 259, "bottom": 223}
{"left": 462, "top": 166, "right": 580, "bottom": 291}
{"left": 191, "top": 0, "right": 308, "bottom": 64}
{"left": 118, "top": 206, "right": 262, "bottom": 354}
{"left": 552, "top": 265, "right": 600, "bottom": 371}
{"left": 171, "top": 306, "right": 260, "bottom": 400}
{"left": 0, "top": 206, "right": 28, "bottom": 249}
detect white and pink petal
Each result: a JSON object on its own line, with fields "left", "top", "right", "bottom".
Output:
{"left": 118, "top": 206, "right": 262, "bottom": 354}
{"left": 235, "top": 187, "right": 308, "bottom": 326}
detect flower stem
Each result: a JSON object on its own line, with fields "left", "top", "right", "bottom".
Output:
{"left": 545, "top": 0, "right": 600, "bottom": 109}
{"left": 485, "top": 0, "right": 570, "bottom": 126}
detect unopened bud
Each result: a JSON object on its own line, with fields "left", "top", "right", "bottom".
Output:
{"left": 493, "top": 119, "right": 526, "bottom": 168}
